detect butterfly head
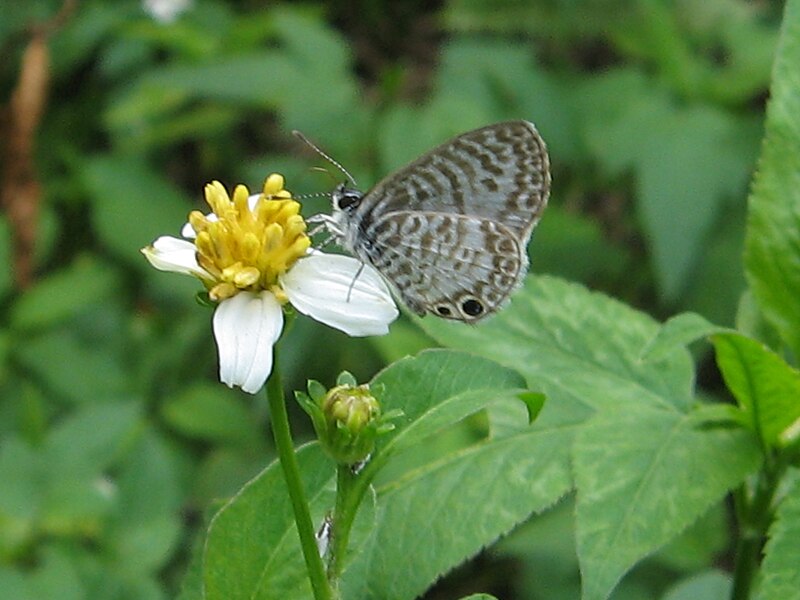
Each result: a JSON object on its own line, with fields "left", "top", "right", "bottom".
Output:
{"left": 331, "top": 183, "right": 363, "bottom": 213}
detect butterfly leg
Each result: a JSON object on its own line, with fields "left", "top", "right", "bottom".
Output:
{"left": 307, "top": 213, "right": 346, "bottom": 238}
{"left": 346, "top": 262, "right": 366, "bottom": 302}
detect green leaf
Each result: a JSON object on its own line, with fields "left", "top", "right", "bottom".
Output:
{"left": 46, "top": 401, "right": 142, "bottom": 476}
{"left": 105, "top": 429, "right": 183, "bottom": 575}
{"left": 369, "top": 349, "right": 528, "bottom": 459}
{"left": 202, "top": 350, "right": 545, "bottom": 600}
{"left": 0, "top": 436, "right": 41, "bottom": 553}
{"left": 655, "top": 503, "right": 730, "bottom": 571}
{"left": 0, "top": 568, "right": 35, "bottom": 600}
{"left": 640, "top": 312, "right": 729, "bottom": 362}
{"left": 29, "top": 546, "right": 85, "bottom": 600}
{"left": 662, "top": 570, "right": 732, "bottom": 600}
{"left": 743, "top": 0, "right": 800, "bottom": 357}
{"left": 202, "top": 444, "right": 332, "bottom": 600}
{"left": 81, "top": 155, "right": 192, "bottom": 265}
{"left": 9, "top": 257, "right": 121, "bottom": 331}
{"left": 581, "top": 70, "right": 759, "bottom": 300}
{"left": 713, "top": 332, "right": 800, "bottom": 447}
{"left": 161, "top": 383, "right": 261, "bottom": 447}
{"left": 41, "top": 402, "right": 142, "bottom": 522}
{"left": 341, "top": 402, "right": 573, "bottom": 600}
{"left": 755, "top": 471, "right": 800, "bottom": 600}
{"left": 420, "top": 276, "right": 696, "bottom": 416}
{"left": 531, "top": 206, "right": 631, "bottom": 285}
{"left": 574, "top": 405, "right": 759, "bottom": 600}
{"left": 15, "top": 329, "right": 130, "bottom": 405}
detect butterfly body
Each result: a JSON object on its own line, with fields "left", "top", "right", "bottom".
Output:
{"left": 322, "top": 120, "right": 550, "bottom": 322}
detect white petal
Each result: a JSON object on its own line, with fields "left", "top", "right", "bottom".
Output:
{"left": 281, "top": 253, "right": 398, "bottom": 336}
{"left": 180, "top": 221, "right": 198, "bottom": 239}
{"left": 142, "top": 236, "right": 208, "bottom": 278}
{"left": 213, "top": 291, "right": 284, "bottom": 394}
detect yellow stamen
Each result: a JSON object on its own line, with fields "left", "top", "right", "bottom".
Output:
{"left": 190, "top": 174, "right": 309, "bottom": 303}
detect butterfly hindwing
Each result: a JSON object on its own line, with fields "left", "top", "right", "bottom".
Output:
{"left": 355, "top": 210, "right": 526, "bottom": 322}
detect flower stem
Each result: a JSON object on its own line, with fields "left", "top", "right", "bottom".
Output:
{"left": 266, "top": 353, "right": 333, "bottom": 600}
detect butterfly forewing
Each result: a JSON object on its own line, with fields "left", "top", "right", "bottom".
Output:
{"left": 353, "top": 120, "right": 550, "bottom": 238}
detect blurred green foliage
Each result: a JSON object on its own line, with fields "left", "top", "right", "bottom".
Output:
{"left": 0, "top": 0, "right": 784, "bottom": 598}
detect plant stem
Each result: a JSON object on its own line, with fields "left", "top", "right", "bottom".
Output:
{"left": 266, "top": 352, "right": 333, "bottom": 600}
{"left": 731, "top": 457, "right": 784, "bottom": 600}
{"left": 328, "top": 465, "right": 356, "bottom": 581}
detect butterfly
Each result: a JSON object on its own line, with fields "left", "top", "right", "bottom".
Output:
{"left": 300, "top": 121, "right": 550, "bottom": 323}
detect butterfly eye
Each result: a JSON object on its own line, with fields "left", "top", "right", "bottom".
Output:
{"left": 335, "top": 188, "right": 363, "bottom": 211}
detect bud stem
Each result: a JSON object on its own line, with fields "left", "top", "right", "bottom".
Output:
{"left": 266, "top": 350, "right": 334, "bottom": 600}
{"left": 328, "top": 465, "right": 357, "bottom": 582}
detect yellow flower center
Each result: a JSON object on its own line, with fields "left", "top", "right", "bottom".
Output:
{"left": 189, "top": 174, "right": 310, "bottom": 302}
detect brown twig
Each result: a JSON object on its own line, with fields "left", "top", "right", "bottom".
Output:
{"left": 1, "top": 0, "right": 78, "bottom": 288}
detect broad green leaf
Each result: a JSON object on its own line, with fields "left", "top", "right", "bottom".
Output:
{"left": 41, "top": 402, "right": 142, "bottom": 522}
{"left": 29, "top": 546, "right": 85, "bottom": 600}
{"left": 574, "top": 405, "right": 759, "bottom": 600}
{"left": 531, "top": 206, "right": 630, "bottom": 285}
{"left": 341, "top": 404, "right": 573, "bottom": 600}
{"left": 461, "top": 595, "right": 498, "bottom": 600}
{"left": 713, "top": 332, "right": 800, "bottom": 447}
{"left": 9, "top": 257, "right": 121, "bottom": 331}
{"left": 640, "top": 312, "right": 728, "bottom": 362}
{"left": 420, "top": 276, "right": 695, "bottom": 416}
{"left": 46, "top": 401, "right": 142, "bottom": 476}
{"left": 105, "top": 429, "right": 183, "bottom": 575}
{"left": 161, "top": 382, "right": 261, "bottom": 447}
{"left": 736, "top": 290, "right": 784, "bottom": 351}
{"left": 0, "top": 436, "right": 41, "bottom": 553}
{"left": 580, "top": 69, "right": 759, "bottom": 300}
{"left": 0, "top": 568, "right": 36, "bottom": 600}
{"left": 15, "top": 329, "right": 130, "bottom": 404}
{"left": 81, "top": 155, "right": 192, "bottom": 265}
{"left": 662, "top": 570, "right": 732, "bottom": 600}
{"left": 202, "top": 443, "right": 332, "bottom": 600}
{"left": 493, "top": 497, "right": 581, "bottom": 600}
{"left": 369, "top": 349, "right": 529, "bottom": 459}
{"left": 203, "top": 350, "right": 536, "bottom": 600}
{"left": 654, "top": 503, "right": 729, "bottom": 572}
{"left": 680, "top": 202, "right": 748, "bottom": 327}
{"left": 743, "top": 0, "right": 800, "bottom": 357}
{"left": 755, "top": 470, "right": 800, "bottom": 600}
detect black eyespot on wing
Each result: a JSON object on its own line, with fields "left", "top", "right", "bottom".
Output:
{"left": 462, "top": 299, "right": 484, "bottom": 317}
{"left": 436, "top": 305, "right": 452, "bottom": 317}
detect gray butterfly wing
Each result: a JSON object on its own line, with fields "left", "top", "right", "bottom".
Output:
{"left": 354, "top": 120, "right": 550, "bottom": 240}
{"left": 357, "top": 210, "right": 527, "bottom": 322}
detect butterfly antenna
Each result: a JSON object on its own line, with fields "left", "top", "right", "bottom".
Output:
{"left": 293, "top": 190, "right": 331, "bottom": 200}
{"left": 292, "top": 130, "right": 358, "bottom": 187}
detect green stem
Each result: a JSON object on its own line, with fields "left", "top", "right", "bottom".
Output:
{"left": 731, "top": 457, "right": 784, "bottom": 600}
{"left": 266, "top": 353, "right": 333, "bottom": 600}
{"left": 328, "top": 465, "right": 357, "bottom": 582}
{"left": 326, "top": 457, "right": 381, "bottom": 584}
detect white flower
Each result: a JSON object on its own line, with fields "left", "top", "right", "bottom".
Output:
{"left": 142, "top": 0, "right": 192, "bottom": 23}
{"left": 142, "top": 175, "right": 398, "bottom": 394}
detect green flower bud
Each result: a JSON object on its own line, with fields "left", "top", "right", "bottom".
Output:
{"left": 295, "top": 372, "right": 399, "bottom": 465}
